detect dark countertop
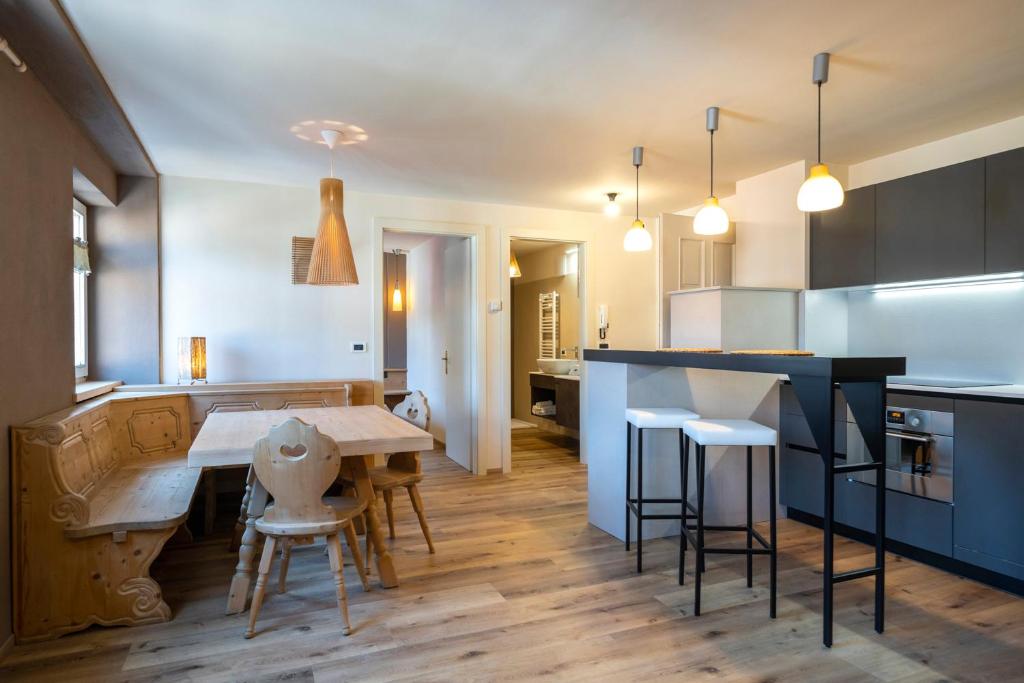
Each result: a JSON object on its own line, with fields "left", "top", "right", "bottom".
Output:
{"left": 583, "top": 348, "right": 905, "bottom": 380}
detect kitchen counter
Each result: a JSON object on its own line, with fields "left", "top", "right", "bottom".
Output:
{"left": 529, "top": 370, "right": 579, "bottom": 381}
{"left": 584, "top": 348, "right": 905, "bottom": 378}
{"left": 888, "top": 382, "right": 1024, "bottom": 403}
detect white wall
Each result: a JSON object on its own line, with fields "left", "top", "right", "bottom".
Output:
{"left": 160, "top": 175, "right": 660, "bottom": 472}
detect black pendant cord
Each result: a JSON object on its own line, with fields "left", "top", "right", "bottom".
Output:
{"left": 635, "top": 163, "right": 640, "bottom": 221}
{"left": 709, "top": 130, "right": 715, "bottom": 198}
{"left": 817, "top": 82, "right": 822, "bottom": 164}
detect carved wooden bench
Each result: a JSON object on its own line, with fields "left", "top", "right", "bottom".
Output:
{"left": 12, "top": 393, "right": 201, "bottom": 642}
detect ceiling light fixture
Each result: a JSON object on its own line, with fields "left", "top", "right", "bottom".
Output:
{"left": 797, "top": 52, "right": 845, "bottom": 212}
{"left": 603, "top": 192, "right": 621, "bottom": 217}
{"left": 623, "top": 146, "right": 652, "bottom": 252}
{"left": 693, "top": 106, "right": 730, "bottom": 235}
{"left": 306, "top": 129, "right": 359, "bottom": 285}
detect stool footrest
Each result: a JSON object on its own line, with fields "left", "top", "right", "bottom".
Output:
{"left": 702, "top": 546, "right": 772, "bottom": 556}
{"left": 628, "top": 497, "right": 685, "bottom": 504}
{"left": 832, "top": 566, "right": 881, "bottom": 584}
{"left": 834, "top": 461, "right": 884, "bottom": 474}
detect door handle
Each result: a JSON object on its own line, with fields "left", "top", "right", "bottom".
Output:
{"left": 442, "top": 350, "right": 449, "bottom": 375}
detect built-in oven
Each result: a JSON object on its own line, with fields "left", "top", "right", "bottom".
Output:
{"left": 846, "top": 406, "right": 954, "bottom": 503}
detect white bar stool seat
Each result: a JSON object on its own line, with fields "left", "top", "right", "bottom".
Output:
{"left": 682, "top": 419, "right": 776, "bottom": 446}
{"left": 626, "top": 408, "right": 700, "bottom": 429}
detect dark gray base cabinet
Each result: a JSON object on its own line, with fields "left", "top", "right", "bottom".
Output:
{"left": 953, "top": 400, "right": 1024, "bottom": 580}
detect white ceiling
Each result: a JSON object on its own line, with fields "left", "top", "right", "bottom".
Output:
{"left": 63, "top": 0, "right": 1024, "bottom": 214}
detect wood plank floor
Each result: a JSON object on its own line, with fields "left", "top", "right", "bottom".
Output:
{"left": 2, "top": 428, "right": 1022, "bottom": 681}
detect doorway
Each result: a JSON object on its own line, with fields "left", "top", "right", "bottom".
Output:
{"left": 508, "top": 238, "right": 583, "bottom": 468}
{"left": 375, "top": 223, "right": 480, "bottom": 474}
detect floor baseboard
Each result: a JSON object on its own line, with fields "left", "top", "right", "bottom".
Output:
{"left": 0, "top": 633, "right": 13, "bottom": 663}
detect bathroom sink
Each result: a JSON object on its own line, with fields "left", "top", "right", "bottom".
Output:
{"left": 537, "top": 358, "right": 577, "bottom": 375}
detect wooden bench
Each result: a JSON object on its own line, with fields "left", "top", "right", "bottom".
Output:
{"left": 12, "top": 393, "right": 201, "bottom": 642}
{"left": 12, "top": 379, "right": 376, "bottom": 643}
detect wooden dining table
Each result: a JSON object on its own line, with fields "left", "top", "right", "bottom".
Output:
{"left": 187, "top": 405, "right": 434, "bottom": 614}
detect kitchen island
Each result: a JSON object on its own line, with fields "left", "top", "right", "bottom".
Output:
{"left": 581, "top": 348, "right": 905, "bottom": 647}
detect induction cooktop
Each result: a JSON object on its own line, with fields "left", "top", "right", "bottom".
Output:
{"left": 890, "top": 377, "right": 1011, "bottom": 389}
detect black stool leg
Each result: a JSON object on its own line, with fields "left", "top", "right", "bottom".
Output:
{"left": 746, "top": 445, "right": 753, "bottom": 588}
{"left": 625, "top": 422, "right": 631, "bottom": 552}
{"left": 678, "top": 429, "right": 686, "bottom": 585}
{"left": 637, "top": 428, "right": 644, "bottom": 574}
{"left": 694, "top": 444, "right": 705, "bottom": 616}
{"left": 769, "top": 444, "right": 778, "bottom": 619}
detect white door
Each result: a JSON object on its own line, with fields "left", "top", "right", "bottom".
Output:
{"left": 442, "top": 238, "right": 472, "bottom": 471}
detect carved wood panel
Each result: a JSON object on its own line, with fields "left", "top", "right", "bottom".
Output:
{"left": 127, "top": 407, "right": 184, "bottom": 454}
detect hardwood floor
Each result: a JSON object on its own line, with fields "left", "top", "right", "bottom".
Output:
{"left": 2, "top": 427, "right": 1022, "bottom": 681}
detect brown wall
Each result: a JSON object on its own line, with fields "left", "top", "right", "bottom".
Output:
{"left": 0, "top": 63, "right": 118, "bottom": 647}
{"left": 90, "top": 176, "right": 161, "bottom": 383}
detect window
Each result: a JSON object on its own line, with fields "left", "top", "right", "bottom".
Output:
{"left": 73, "top": 198, "right": 89, "bottom": 379}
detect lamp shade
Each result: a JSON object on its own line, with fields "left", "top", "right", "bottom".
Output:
{"left": 73, "top": 237, "right": 92, "bottom": 275}
{"left": 693, "top": 197, "right": 730, "bottom": 235}
{"left": 177, "top": 337, "right": 207, "bottom": 384}
{"left": 392, "top": 283, "right": 403, "bottom": 311}
{"left": 307, "top": 178, "right": 359, "bottom": 285}
{"left": 623, "top": 219, "right": 653, "bottom": 252}
{"left": 797, "top": 164, "right": 845, "bottom": 212}
{"left": 509, "top": 251, "right": 522, "bottom": 278}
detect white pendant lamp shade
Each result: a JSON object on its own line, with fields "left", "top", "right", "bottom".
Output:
{"left": 693, "top": 197, "right": 730, "bottom": 235}
{"left": 694, "top": 106, "right": 730, "bottom": 236}
{"left": 306, "top": 177, "right": 359, "bottom": 285}
{"left": 624, "top": 219, "right": 653, "bottom": 252}
{"left": 798, "top": 163, "right": 845, "bottom": 212}
{"left": 799, "top": 53, "right": 845, "bottom": 212}
{"left": 603, "top": 192, "right": 620, "bottom": 216}
{"left": 623, "top": 146, "right": 652, "bottom": 252}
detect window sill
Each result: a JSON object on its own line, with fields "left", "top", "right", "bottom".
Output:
{"left": 75, "top": 379, "right": 123, "bottom": 403}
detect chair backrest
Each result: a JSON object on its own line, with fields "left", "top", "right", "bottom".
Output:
{"left": 253, "top": 417, "right": 339, "bottom": 525}
{"left": 393, "top": 390, "right": 430, "bottom": 431}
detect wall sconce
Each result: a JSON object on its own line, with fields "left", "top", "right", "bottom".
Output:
{"left": 391, "top": 248, "right": 404, "bottom": 311}
{"left": 177, "top": 337, "right": 207, "bottom": 385}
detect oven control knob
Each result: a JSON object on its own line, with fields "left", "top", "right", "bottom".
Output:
{"left": 910, "top": 416, "right": 922, "bottom": 428}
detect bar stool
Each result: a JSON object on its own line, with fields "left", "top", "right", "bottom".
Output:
{"left": 681, "top": 418, "right": 777, "bottom": 618}
{"left": 625, "top": 407, "right": 699, "bottom": 579}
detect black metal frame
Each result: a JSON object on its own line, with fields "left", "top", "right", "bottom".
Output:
{"left": 680, "top": 442, "right": 778, "bottom": 618}
{"left": 625, "top": 422, "right": 693, "bottom": 579}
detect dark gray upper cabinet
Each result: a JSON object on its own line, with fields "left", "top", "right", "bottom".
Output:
{"left": 875, "top": 159, "right": 985, "bottom": 283}
{"left": 953, "top": 399, "right": 1024, "bottom": 580}
{"left": 985, "top": 147, "right": 1024, "bottom": 274}
{"left": 810, "top": 185, "right": 876, "bottom": 289}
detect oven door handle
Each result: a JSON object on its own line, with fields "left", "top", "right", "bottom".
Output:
{"left": 885, "top": 431, "right": 931, "bottom": 443}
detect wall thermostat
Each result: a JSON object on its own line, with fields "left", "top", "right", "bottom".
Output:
{"left": 350, "top": 342, "right": 366, "bottom": 352}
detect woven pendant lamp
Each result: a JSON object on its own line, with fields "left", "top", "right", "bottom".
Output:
{"left": 307, "top": 130, "right": 359, "bottom": 285}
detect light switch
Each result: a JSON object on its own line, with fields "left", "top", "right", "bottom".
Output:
{"left": 488, "top": 300, "right": 503, "bottom": 312}
{"left": 350, "top": 342, "right": 366, "bottom": 352}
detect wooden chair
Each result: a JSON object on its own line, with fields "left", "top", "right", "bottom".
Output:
{"left": 246, "top": 418, "right": 369, "bottom": 638}
{"left": 337, "top": 390, "right": 435, "bottom": 567}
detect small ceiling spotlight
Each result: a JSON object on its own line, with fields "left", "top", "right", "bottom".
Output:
{"left": 604, "top": 192, "right": 621, "bottom": 217}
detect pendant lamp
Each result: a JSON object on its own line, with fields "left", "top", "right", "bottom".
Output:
{"left": 307, "top": 129, "right": 359, "bottom": 285}
{"left": 623, "top": 146, "right": 653, "bottom": 252}
{"left": 391, "top": 250, "right": 404, "bottom": 311}
{"left": 797, "top": 53, "right": 845, "bottom": 212}
{"left": 509, "top": 251, "right": 522, "bottom": 278}
{"left": 693, "top": 106, "right": 730, "bottom": 235}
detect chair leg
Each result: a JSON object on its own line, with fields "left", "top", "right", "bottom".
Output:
{"left": 625, "top": 421, "right": 632, "bottom": 552}
{"left": 769, "top": 445, "right": 778, "bottom": 619}
{"left": 384, "top": 489, "right": 396, "bottom": 539}
{"left": 746, "top": 445, "right": 753, "bottom": 589}
{"left": 278, "top": 539, "right": 292, "bottom": 594}
{"left": 408, "top": 484, "right": 436, "bottom": 553}
{"left": 695, "top": 445, "right": 705, "bottom": 617}
{"left": 364, "top": 514, "right": 373, "bottom": 572}
{"left": 326, "top": 533, "right": 353, "bottom": 636}
{"left": 636, "top": 427, "right": 644, "bottom": 574}
{"left": 343, "top": 521, "right": 371, "bottom": 591}
{"left": 245, "top": 535, "right": 277, "bottom": 638}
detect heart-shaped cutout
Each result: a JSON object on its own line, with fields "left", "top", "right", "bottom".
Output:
{"left": 279, "top": 443, "right": 308, "bottom": 458}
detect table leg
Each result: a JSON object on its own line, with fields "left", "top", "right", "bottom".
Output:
{"left": 348, "top": 456, "right": 399, "bottom": 588}
{"left": 229, "top": 467, "right": 254, "bottom": 552}
{"left": 226, "top": 466, "right": 269, "bottom": 614}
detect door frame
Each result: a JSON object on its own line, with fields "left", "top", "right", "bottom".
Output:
{"left": 371, "top": 217, "right": 486, "bottom": 475}
{"left": 499, "top": 231, "right": 589, "bottom": 473}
